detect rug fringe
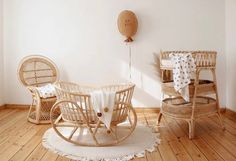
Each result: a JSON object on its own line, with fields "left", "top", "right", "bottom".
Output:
{"left": 42, "top": 125, "right": 161, "bottom": 161}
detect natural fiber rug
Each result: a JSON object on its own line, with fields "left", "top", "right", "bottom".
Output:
{"left": 42, "top": 125, "right": 160, "bottom": 161}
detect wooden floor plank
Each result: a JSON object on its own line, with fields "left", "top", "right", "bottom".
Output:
{"left": 137, "top": 112, "right": 148, "bottom": 125}
{"left": 1, "top": 109, "right": 236, "bottom": 161}
{"left": 145, "top": 113, "right": 178, "bottom": 161}
{"left": 0, "top": 114, "right": 33, "bottom": 148}
{"left": 0, "top": 116, "right": 33, "bottom": 144}
{"left": 207, "top": 116, "right": 236, "bottom": 145}
{"left": 164, "top": 117, "right": 207, "bottom": 161}
{"left": 158, "top": 142, "right": 178, "bottom": 161}
{"left": 224, "top": 111, "right": 236, "bottom": 123}
{"left": 0, "top": 110, "right": 26, "bottom": 134}
{"left": 197, "top": 118, "right": 236, "bottom": 157}
{"left": 136, "top": 157, "right": 147, "bottom": 161}
{"left": 147, "top": 114, "right": 177, "bottom": 142}
{"left": 222, "top": 114, "right": 236, "bottom": 129}
{"left": 0, "top": 109, "right": 15, "bottom": 121}
{"left": 195, "top": 122, "right": 236, "bottom": 161}
{"left": 209, "top": 114, "right": 236, "bottom": 134}
{"left": 177, "top": 120, "right": 231, "bottom": 160}
{"left": 40, "top": 151, "right": 58, "bottom": 161}
{"left": 24, "top": 143, "right": 47, "bottom": 161}
{"left": 9, "top": 135, "right": 42, "bottom": 161}
{"left": 177, "top": 119, "right": 236, "bottom": 161}
{"left": 169, "top": 140, "right": 193, "bottom": 161}
{"left": 172, "top": 118, "right": 225, "bottom": 161}
{"left": 193, "top": 138, "right": 224, "bottom": 161}
{"left": 145, "top": 150, "right": 162, "bottom": 161}
{"left": 9, "top": 126, "right": 50, "bottom": 161}
{"left": 0, "top": 120, "right": 36, "bottom": 149}
{"left": 56, "top": 156, "right": 71, "bottom": 161}
{"left": 0, "top": 124, "right": 46, "bottom": 161}
{"left": 146, "top": 113, "right": 200, "bottom": 161}
{"left": 0, "top": 109, "right": 20, "bottom": 123}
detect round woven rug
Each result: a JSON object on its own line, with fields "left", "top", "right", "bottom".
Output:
{"left": 42, "top": 125, "right": 160, "bottom": 161}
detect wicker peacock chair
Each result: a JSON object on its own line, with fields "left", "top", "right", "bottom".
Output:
{"left": 18, "top": 55, "right": 59, "bottom": 124}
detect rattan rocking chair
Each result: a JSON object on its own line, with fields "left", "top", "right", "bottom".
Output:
{"left": 17, "top": 55, "right": 59, "bottom": 124}
{"left": 50, "top": 81, "right": 137, "bottom": 146}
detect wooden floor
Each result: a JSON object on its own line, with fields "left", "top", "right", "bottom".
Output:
{"left": 0, "top": 108, "right": 236, "bottom": 161}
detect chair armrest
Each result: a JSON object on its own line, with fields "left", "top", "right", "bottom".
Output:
{"left": 27, "top": 86, "right": 41, "bottom": 99}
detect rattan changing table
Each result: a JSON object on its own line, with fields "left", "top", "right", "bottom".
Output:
{"left": 157, "top": 51, "right": 224, "bottom": 139}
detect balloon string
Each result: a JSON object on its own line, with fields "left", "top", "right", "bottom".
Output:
{"left": 125, "top": 43, "right": 132, "bottom": 80}
{"left": 129, "top": 44, "right": 132, "bottom": 80}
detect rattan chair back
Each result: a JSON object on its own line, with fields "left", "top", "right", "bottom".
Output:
{"left": 18, "top": 55, "right": 58, "bottom": 87}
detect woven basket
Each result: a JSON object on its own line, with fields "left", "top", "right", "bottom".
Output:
{"left": 162, "top": 96, "right": 217, "bottom": 119}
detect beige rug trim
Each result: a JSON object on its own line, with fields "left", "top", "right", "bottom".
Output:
{"left": 42, "top": 125, "right": 160, "bottom": 161}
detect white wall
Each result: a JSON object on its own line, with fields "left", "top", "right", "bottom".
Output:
{"left": 0, "top": 0, "right": 4, "bottom": 106}
{"left": 3, "top": 0, "right": 226, "bottom": 107}
{"left": 226, "top": 0, "right": 236, "bottom": 111}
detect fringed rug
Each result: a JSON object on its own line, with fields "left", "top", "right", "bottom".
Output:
{"left": 42, "top": 125, "right": 160, "bottom": 161}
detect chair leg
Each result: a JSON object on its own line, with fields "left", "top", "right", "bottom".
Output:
{"left": 211, "top": 68, "right": 224, "bottom": 130}
{"left": 35, "top": 100, "right": 41, "bottom": 124}
{"left": 216, "top": 112, "right": 225, "bottom": 130}
{"left": 157, "top": 112, "right": 163, "bottom": 126}
{"left": 27, "top": 99, "right": 34, "bottom": 121}
{"left": 188, "top": 120, "right": 195, "bottom": 139}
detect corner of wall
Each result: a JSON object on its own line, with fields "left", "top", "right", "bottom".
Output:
{"left": 225, "top": 0, "right": 236, "bottom": 110}
{"left": 0, "top": 0, "right": 4, "bottom": 106}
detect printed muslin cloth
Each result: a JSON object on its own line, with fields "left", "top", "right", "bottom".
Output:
{"left": 170, "top": 53, "right": 196, "bottom": 102}
{"left": 36, "top": 84, "right": 56, "bottom": 98}
{"left": 90, "top": 90, "right": 116, "bottom": 129}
